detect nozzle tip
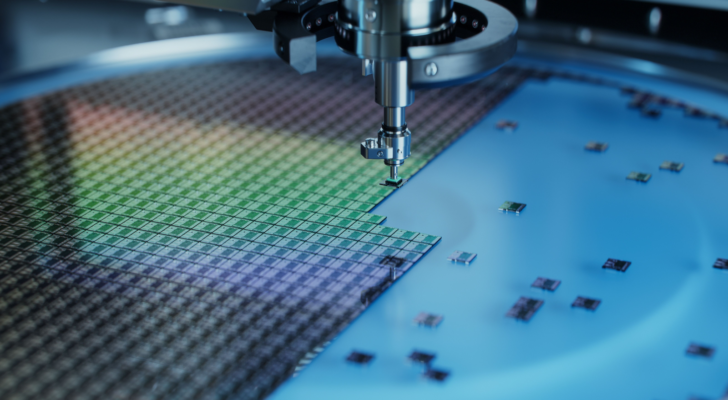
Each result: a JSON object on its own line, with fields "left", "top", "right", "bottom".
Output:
{"left": 390, "top": 165, "right": 399, "bottom": 181}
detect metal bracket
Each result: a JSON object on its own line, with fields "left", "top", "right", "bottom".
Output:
{"left": 272, "top": 2, "right": 337, "bottom": 74}
{"left": 360, "top": 139, "right": 390, "bottom": 159}
{"left": 407, "top": 0, "right": 518, "bottom": 89}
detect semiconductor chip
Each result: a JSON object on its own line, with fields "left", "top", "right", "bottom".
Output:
{"left": 713, "top": 258, "right": 727, "bottom": 270}
{"left": 602, "top": 258, "right": 631, "bottom": 272}
{"left": 572, "top": 296, "right": 601, "bottom": 310}
{"left": 408, "top": 350, "right": 436, "bottom": 366}
{"left": 496, "top": 120, "right": 518, "bottom": 132}
{"left": 499, "top": 201, "right": 526, "bottom": 213}
{"left": 686, "top": 343, "right": 715, "bottom": 359}
{"left": 714, "top": 154, "right": 728, "bottom": 165}
{"left": 414, "top": 312, "right": 444, "bottom": 328}
{"left": 685, "top": 106, "right": 710, "bottom": 118}
{"left": 659, "top": 161, "right": 684, "bottom": 172}
{"left": 531, "top": 277, "right": 561, "bottom": 291}
{"left": 641, "top": 107, "right": 662, "bottom": 118}
{"left": 346, "top": 351, "right": 375, "bottom": 365}
{"left": 423, "top": 369, "right": 450, "bottom": 382}
{"left": 627, "top": 171, "right": 651, "bottom": 182}
{"left": 380, "top": 178, "right": 408, "bottom": 188}
{"left": 585, "top": 141, "right": 608, "bottom": 152}
{"left": 447, "top": 251, "right": 477, "bottom": 265}
{"left": 506, "top": 297, "right": 543, "bottom": 321}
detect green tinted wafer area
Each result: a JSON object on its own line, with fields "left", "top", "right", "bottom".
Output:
{"left": 0, "top": 59, "right": 525, "bottom": 400}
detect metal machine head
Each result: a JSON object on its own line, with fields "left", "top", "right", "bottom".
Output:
{"left": 164, "top": 0, "right": 518, "bottom": 186}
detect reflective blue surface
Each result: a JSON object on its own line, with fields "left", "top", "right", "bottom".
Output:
{"left": 271, "top": 59, "right": 728, "bottom": 400}
{"left": 2, "top": 32, "right": 726, "bottom": 399}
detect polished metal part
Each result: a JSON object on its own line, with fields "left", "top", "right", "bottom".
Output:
{"left": 336, "top": 0, "right": 455, "bottom": 59}
{"left": 390, "top": 165, "right": 399, "bottom": 181}
{"left": 361, "top": 59, "right": 414, "bottom": 183}
{"left": 407, "top": 0, "right": 518, "bottom": 89}
{"left": 384, "top": 107, "right": 405, "bottom": 128}
{"left": 359, "top": 126, "right": 410, "bottom": 162}
{"left": 362, "top": 59, "right": 374, "bottom": 76}
{"left": 272, "top": 2, "right": 337, "bottom": 73}
{"left": 374, "top": 60, "right": 414, "bottom": 109}
{"left": 345, "top": 0, "right": 516, "bottom": 184}
{"left": 157, "top": 0, "right": 516, "bottom": 186}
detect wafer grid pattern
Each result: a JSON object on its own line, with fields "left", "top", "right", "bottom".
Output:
{"left": 0, "top": 58, "right": 527, "bottom": 400}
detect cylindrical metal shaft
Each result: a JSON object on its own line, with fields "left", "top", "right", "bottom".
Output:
{"left": 390, "top": 165, "right": 399, "bottom": 180}
{"left": 374, "top": 60, "right": 414, "bottom": 109}
{"left": 384, "top": 107, "right": 406, "bottom": 129}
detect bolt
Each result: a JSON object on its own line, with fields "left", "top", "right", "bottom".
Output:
{"left": 377, "top": 151, "right": 384, "bottom": 157}
{"left": 459, "top": 15, "right": 467, "bottom": 24}
{"left": 365, "top": 9, "right": 377, "bottom": 22}
{"left": 328, "top": 14, "right": 335, "bottom": 22}
{"left": 306, "top": 22, "right": 312, "bottom": 30}
{"left": 472, "top": 19, "right": 479, "bottom": 29}
{"left": 316, "top": 17, "right": 322, "bottom": 26}
{"left": 424, "top": 62, "right": 438, "bottom": 77}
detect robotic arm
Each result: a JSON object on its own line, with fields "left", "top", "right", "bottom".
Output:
{"left": 166, "top": 0, "right": 517, "bottom": 186}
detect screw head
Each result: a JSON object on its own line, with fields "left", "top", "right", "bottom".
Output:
{"left": 316, "top": 17, "right": 322, "bottom": 26}
{"left": 328, "top": 14, "right": 335, "bottom": 22}
{"left": 472, "top": 19, "right": 479, "bottom": 29}
{"left": 365, "top": 9, "right": 377, "bottom": 22}
{"left": 424, "top": 62, "right": 438, "bottom": 77}
{"left": 306, "top": 22, "right": 312, "bottom": 30}
{"left": 459, "top": 15, "right": 467, "bottom": 24}
{"left": 377, "top": 151, "right": 384, "bottom": 157}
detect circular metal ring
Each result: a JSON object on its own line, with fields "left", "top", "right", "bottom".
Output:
{"left": 335, "top": 12, "right": 457, "bottom": 60}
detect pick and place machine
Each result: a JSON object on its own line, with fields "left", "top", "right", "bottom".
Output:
{"left": 0, "top": 0, "right": 727, "bottom": 399}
